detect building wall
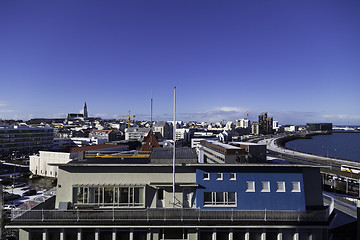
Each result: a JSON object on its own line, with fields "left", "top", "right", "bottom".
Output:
{"left": 0, "top": 126, "right": 53, "bottom": 155}
{"left": 30, "top": 151, "right": 73, "bottom": 177}
{"left": 55, "top": 165, "right": 196, "bottom": 209}
{"left": 196, "top": 167, "right": 306, "bottom": 210}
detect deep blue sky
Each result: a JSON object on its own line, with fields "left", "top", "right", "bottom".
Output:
{"left": 1, "top": 0, "right": 359, "bottom": 125}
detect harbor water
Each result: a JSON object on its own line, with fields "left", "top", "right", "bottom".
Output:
{"left": 285, "top": 132, "right": 360, "bottom": 162}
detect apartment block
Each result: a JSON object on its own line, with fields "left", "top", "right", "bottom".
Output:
{"left": 0, "top": 124, "right": 53, "bottom": 157}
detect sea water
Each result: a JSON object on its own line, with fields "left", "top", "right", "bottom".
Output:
{"left": 285, "top": 132, "right": 360, "bottom": 162}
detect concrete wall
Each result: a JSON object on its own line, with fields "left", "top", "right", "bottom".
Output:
{"left": 55, "top": 165, "right": 196, "bottom": 209}
{"left": 30, "top": 151, "right": 72, "bottom": 177}
{"left": 302, "top": 167, "right": 324, "bottom": 208}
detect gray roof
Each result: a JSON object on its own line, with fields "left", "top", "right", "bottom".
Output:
{"left": 150, "top": 147, "right": 198, "bottom": 164}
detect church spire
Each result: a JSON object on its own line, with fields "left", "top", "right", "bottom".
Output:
{"left": 83, "top": 101, "right": 88, "bottom": 118}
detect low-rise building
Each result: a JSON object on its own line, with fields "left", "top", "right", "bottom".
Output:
{"left": 199, "top": 140, "right": 246, "bottom": 164}
{"left": 125, "top": 127, "right": 151, "bottom": 141}
{"left": 29, "top": 144, "right": 129, "bottom": 178}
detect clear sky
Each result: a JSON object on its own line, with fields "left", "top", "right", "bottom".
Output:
{"left": 1, "top": 0, "right": 359, "bottom": 125}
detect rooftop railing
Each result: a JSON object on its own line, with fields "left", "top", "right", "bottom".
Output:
{"left": 11, "top": 207, "right": 330, "bottom": 223}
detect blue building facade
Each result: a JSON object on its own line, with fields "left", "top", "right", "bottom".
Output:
{"left": 196, "top": 166, "right": 306, "bottom": 210}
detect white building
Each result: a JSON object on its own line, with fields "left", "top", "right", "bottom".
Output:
{"left": 284, "top": 125, "right": 299, "bottom": 132}
{"left": 175, "top": 128, "right": 190, "bottom": 142}
{"left": 30, "top": 151, "right": 75, "bottom": 178}
{"left": 125, "top": 127, "right": 151, "bottom": 141}
{"left": 236, "top": 118, "right": 250, "bottom": 128}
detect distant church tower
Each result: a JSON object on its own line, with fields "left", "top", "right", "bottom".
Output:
{"left": 83, "top": 101, "right": 88, "bottom": 118}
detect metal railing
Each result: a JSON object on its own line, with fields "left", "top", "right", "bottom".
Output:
{"left": 11, "top": 187, "right": 56, "bottom": 219}
{"left": 11, "top": 207, "right": 329, "bottom": 223}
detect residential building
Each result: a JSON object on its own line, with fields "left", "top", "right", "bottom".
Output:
{"left": 251, "top": 122, "right": 260, "bottom": 135}
{"left": 175, "top": 128, "right": 191, "bottom": 142}
{"left": 153, "top": 122, "right": 172, "bottom": 140}
{"left": 89, "top": 129, "right": 123, "bottom": 142}
{"left": 199, "top": 140, "right": 246, "bottom": 164}
{"left": 29, "top": 144, "right": 129, "bottom": 178}
{"left": 230, "top": 142, "right": 267, "bottom": 163}
{"left": 273, "top": 120, "right": 279, "bottom": 132}
{"left": 284, "top": 125, "right": 299, "bottom": 132}
{"left": 236, "top": 118, "right": 250, "bottom": 128}
{"left": 0, "top": 124, "right": 53, "bottom": 157}
{"left": 125, "top": 127, "right": 151, "bottom": 141}
{"left": 258, "top": 112, "right": 267, "bottom": 134}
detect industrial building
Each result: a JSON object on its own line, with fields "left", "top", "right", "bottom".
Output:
{"left": 306, "top": 123, "right": 333, "bottom": 132}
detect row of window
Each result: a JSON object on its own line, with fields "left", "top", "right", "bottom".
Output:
{"left": 204, "top": 192, "right": 236, "bottom": 206}
{"left": 74, "top": 186, "right": 145, "bottom": 206}
{"left": 245, "top": 181, "right": 301, "bottom": 193}
{"left": 203, "top": 172, "right": 236, "bottom": 180}
{"left": 202, "top": 173, "right": 301, "bottom": 192}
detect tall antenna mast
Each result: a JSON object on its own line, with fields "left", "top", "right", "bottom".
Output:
{"left": 172, "top": 86, "right": 176, "bottom": 205}
{"left": 151, "top": 91, "right": 153, "bottom": 149}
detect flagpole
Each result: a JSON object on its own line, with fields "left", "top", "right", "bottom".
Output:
{"left": 172, "top": 86, "right": 176, "bottom": 205}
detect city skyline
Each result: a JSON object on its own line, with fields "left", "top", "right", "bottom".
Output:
{"left": 1, "top": 0, "right": 359, "bottom": 125}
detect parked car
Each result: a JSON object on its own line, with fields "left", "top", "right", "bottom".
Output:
{"left": 3, "top": 204, "right": 17, "bottom": 210}
{"left": 4, "top": 193, "right": 21, "bottom": 201}
{"left": 22, "top": 189, "right": 37, "bottom": 196}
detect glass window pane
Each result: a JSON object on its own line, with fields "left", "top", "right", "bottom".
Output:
{"left": 228, "top": 192, "right": 236, "bottom": 203}
{"left": 276, "top": 181, "right": 285, "bottom": 192}
{"left": 216, "top": 192, "right": 224, "bottom": 204}
{"left": 120, "top": 188, "right": 128, "bottom": 204}
{"left": 77, "top": 187, "right": 84, "bottom": 203}
{"left": 129, "top": 187, "right": 134, "bottom": 205}
{"left": 134, "top": 188, "right": 140, "bottom": 204}
{"left": 104, "top": 187, "right": 114, "bottom": 204}
{"left": 261, "top": 181, "right": 270, "bottom": 192}
{"left": 246, "top": 181, "right": 255, "bottom": 192}
{"left": 204, "top": 192, "right": 212, "bottom": 204}
{"left": 89, "top": 188, "right": 96, "bottom": 203}
{"left": 114, "top": 187, "right": 119, "bottom": 204}
{"left": 291, "top": 182, "right": 301, "bottom": 192}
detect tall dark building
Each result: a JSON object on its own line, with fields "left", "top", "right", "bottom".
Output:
{"left": 258, "top": 112, "right": 267, "bottom": 134}
{"left": 258, "top": 113, "right": 273, "bottom": 135}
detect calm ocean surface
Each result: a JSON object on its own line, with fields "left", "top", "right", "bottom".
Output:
{"left": 285, "top": 132, "right": 360, "bottom": 162}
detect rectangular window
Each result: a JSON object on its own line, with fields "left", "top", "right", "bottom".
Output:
{"left": 246, "top": 181, "right": 255, "bottom": 192}
{"left": 291, "top": 181, "right": 301, "bottom": 192}
{"left": 203, "top": 192, "right": 236, "bottom": 206}
{"left": 230, "top": 173, "right": 236, "bottom": 180}
{"left": 261, "top": 181, "right": 270, "bottom": 192}
{"left": 75, "top": 186, "right": 145, "bottom": 207}
{"left": 203, "top": 172, "right": 209, "bottom": 180}
{"left": 276, "top": 181, "right": 286, "bottom": 192}
{"left": 216, "top": 173, "right": 223, "bottom": 180}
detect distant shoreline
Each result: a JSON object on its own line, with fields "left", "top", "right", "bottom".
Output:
{"left": 275, "top": 131, "right": 360, "bottom": 162}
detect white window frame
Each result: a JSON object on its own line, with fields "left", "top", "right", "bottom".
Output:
{"left": 229, "top": 173, "right": 236, "bottom": 180}
{"left": 216, "top": 173, "right": 223, "bottom": 180}
{"left": 203, "top": 172, "right": 210, "bottom": 180}
{"left": 246, "top": 181, "right": 255, "bottom": 192}
{"left": 261, "top": 181, "right": 270, "bottom": 192}
{"left": 276, "top": 181, "right": 286, "bottom": 192}
{"left": 291, "top": 181, "right": 301, "bottom": 192}
{"left": 203, "top": 192, "right": 237, "bottom": 206}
